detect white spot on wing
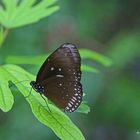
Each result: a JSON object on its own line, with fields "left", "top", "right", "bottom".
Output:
{"left": 71, "top": 99, "right": 75, "bottom": 102}
{"left": 69, "top": 101, "right": 73, "bottom": 104}
{"left": 73, "top": 97, "right": 77, "bottom": 100}
{"left": 51, "top": 67, "right": 54, "bottom": 70}
{"left": 68, "top": 103, "right": 72, "bottom": 107}
{"left": 56, "top": 75, "right": 64, "bottom": 78}
{"left": 66, "top": 106, "right": 69, "bottom": 110}
{"left": 72, "top": 108, "right": 75, "bottom": 111}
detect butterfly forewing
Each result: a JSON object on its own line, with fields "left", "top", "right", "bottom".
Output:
{"left": 35, "top": 43, "right": 82, "bottom": 112}
{"left": 36, "top": 43, "right": 81, "bottom": 83}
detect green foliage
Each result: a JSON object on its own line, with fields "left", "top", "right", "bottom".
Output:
{"left": 6, "top": 48, "right": 112, "bottom": 73}
{"left": 0, "top": 47, "right": 112, "bottom": 139}
{"left": 0, "top": 0, "right": 59, "bottom": 28}
{"left": 81, "top": 64, "right": 99, "bottom": 73}
{"left": 0, "top": 64, "right": 85, "bottom": 140}
{"left": 0, "top": 0, "right": 139, "bottom": 139}
{"left": 80, "top": 49, "right": 112, "bottom": 67}
{"left": 0, "top": 1, "right": 114, "bottom": 139}
{"left": 108, "top": 31, "right": 140, "bottom": 69}
{"left": 99, "top": 77, "right": 140, "bottom": 128}
{"left": 3, "top": 46, "right": 111, "bottom": 114}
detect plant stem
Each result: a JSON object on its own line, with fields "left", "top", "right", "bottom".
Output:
{"left": 0, "top": 28, "right": 10, "bottom": 48}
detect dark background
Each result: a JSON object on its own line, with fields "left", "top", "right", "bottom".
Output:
{"left": 0, "top": 0, "right": 140, "bottom": 140}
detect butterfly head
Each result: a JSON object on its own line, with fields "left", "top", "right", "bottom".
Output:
{"left": 30, "top": 81, "right": 45, "bottom": 94}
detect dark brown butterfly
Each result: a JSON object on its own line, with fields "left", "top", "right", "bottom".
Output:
{"left": 30, "top": 43, "right": 83, "bottom": 112}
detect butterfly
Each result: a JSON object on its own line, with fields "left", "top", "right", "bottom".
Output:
{"left": 30, "top": 43, "right": 83, "bottom": 113}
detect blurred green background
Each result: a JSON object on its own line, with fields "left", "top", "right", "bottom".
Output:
{"left": 0, "top": 0, "right": 140, "bottom": 140}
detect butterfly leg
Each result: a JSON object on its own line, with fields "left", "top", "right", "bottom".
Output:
{"left": 40, "top": 94, "right": 52, "bottom": 113}
{"left": 25, "top": 87, "right": 33, "bottom": 98}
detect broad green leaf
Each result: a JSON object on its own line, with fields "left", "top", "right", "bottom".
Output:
{"left": 0, "top": 64, "right": 85, "bottom": 140}
{"left": 0, "top": 0, "right": 60, "bottom": 28}
{"left": 80, "top": 49, "right": 112, "bottom": 67}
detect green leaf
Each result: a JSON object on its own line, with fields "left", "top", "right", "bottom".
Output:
{"left": 0, "top": 66, "right": 14, "bottom": 111}
{"left": 6, "top": 55, "right": 47, "bottom": 65}
{"left": 0, "top": 0, "right": 60, "bottom": 28}
{"left": 80, "top": 49, "right": 112, "bottom": 67}
{"left": 81, "top": 64, "right": 99, "bottom": 73}
{"left": 77, "top": 101, "right": 90, "bottom": 114}
{"left": 0, "top": 64, "right": 85, "bottom": 140}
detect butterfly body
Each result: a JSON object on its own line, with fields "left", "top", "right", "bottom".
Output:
{"left": 30, "top": 43, "right": 83, "bottom": 113}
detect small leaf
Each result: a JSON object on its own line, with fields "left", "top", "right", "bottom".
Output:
{"left": 77, "top": 101, "right": 90, "bottom": 114}
{"left": 0, "top": 66, "right": 14, "bottom": 112}
{"left": 80, "top": 49, "right": 112, "bottom": 67}
{"left": 81, "top": 64, "right": 99, "bottom": 73}
{"left": 0, "top": 64, "right": 86, "bottom": 140}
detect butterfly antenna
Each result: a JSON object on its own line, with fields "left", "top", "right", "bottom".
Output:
{"left": 41, "top": 94, "right": 52, "bottom": 113}
{"left": 9, "top": 80, "right": 30, "bottom": 88}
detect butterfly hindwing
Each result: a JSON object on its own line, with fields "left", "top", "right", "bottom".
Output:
{"left": 41, "top": 76, "right": 83, "bottom": 112}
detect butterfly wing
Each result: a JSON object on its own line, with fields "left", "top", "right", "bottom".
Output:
{"left": 36, "top": 43, "right": 83, "bottom": 112}
{"left": 41, "top": 76, "right": 83, "bottom": 112}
